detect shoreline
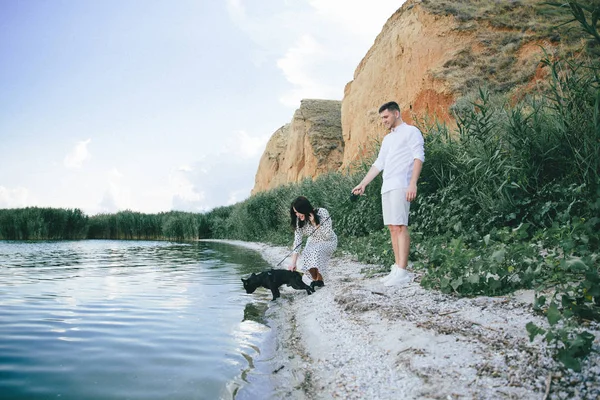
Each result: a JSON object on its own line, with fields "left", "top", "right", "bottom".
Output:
{"left": 207, "top": 239, "right": 600, "bottom": 399}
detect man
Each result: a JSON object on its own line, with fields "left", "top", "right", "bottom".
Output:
{"left": 352, "top": 101, "right": 424, "bottom": 286}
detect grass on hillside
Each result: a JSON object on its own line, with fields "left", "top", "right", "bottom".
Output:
{"left": 420, "top": 0, "right": 599, "bottom": 98}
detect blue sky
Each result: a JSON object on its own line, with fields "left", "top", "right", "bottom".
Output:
{"left": 0, "top": 0, "right": 402, "bottom": 214}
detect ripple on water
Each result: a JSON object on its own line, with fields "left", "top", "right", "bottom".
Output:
{"left": 0, "top": 240, "right": 276, "bottom": 400}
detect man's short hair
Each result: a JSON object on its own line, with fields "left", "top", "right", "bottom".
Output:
{"left": 378, "top": 101, "right": 401, "bottom": 114}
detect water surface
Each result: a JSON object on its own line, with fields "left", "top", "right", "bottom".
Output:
{"left": 0, "top": 240, "right": 275, "bottom": 400}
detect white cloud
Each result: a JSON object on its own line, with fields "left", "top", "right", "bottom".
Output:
{"left": 98, "top": 191, "right": 118, "bottom": 213}
{"left": 109, "top": 167, "right": 123, "bottom": 178}
{"left": 226, "top": 0, "right": 308, "bottom": 50}
{"left": 64, "top": 138, "right": 91, "bottom": 169}
{"left": 277, "top": 35, "right": 323, "bottom": 87}
{"left": 170, "top": 129, "right": 268, "bottom": 212}
{"left": 0, "top": 186, "right": 31, "bottom": 208}
{"left": 98, "top": 168, "right": 132, "bottom": 212}
{"left": 226, "top": 0, "right": 245, "bottom": 23}
{"left": 169, "top": 168, "right": 204, "bottom": 203}
{"left": 276, "top": 34, "right": 339, "bottom": 107}
{"left": 226, "top": 0, "right": 404, "bottom": 109}
{"left": 225, "top": 129, "right": 270, "bottom": 159}
{"left": 171, "top": 158, "right": 256, "bottom": 212}
{"left": 89, "top": 129, "right": 268, "bottom": 214}
{"left": 308, "top": 0, "right": 400, "bottom": 37}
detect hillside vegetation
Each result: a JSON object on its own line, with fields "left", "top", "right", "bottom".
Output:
{"left": 1, "top": 1, "right": 598, "bottom": 371}
{"left": 421, "top": 0, "right": 600, "bottom": 98}
{"left": 201, "top": 1, "right": 600, "bottom": 371}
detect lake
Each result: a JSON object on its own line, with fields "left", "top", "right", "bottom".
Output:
{"left": 0, "top": 240, "right": 279, "bottom": 400}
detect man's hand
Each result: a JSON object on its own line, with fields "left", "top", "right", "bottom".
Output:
{"left": 406, "top": 182, "right": 418, "bottom": 202}
{"left": 352, "top": 183, "right": 366, "bottom": 195}
{"left": 406, "top": 159, "right": 423, "bottom": 202}
{"left": 352, "top": 166, "right": 380, "bottom": 196}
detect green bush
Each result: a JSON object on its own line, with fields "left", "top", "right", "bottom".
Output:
{"left": 1, "top": 0, "right": 598, "bottom": 371}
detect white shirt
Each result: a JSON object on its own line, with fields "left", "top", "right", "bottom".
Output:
{"left": 372, "top": 122, "right": 425, "bottom": 194}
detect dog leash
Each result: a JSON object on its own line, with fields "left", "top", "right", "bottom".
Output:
{"left": 275, "top": 214, "right": 331, "bottom": 267}
{"left": 275, "top": 193, "right": 360, "bottom": 267}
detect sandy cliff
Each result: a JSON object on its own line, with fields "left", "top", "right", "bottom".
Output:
{"left": 341, "top": 2, "right": 462, "bottom": 167}
{"left": 253, "top": 0, "right": 557, "bottom": 191}
{"left": 340, "top": 0, "right": 556, "bottom": 168}
{"left": 252, "top": 99, "right": 343, "bottom": 194}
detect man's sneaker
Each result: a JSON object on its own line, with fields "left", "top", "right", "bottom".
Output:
{"left": 384, "top": 267, "right": 413, "bottom": 286}
{"left": 380, "top": 264, "right": 399, "bottom": 283}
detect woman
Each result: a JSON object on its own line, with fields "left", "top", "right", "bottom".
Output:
{"left": 288, "top": 196, "right": 337, "bottom": 289}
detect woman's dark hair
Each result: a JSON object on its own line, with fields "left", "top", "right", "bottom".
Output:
{"left": 290, "top": 196, "right": 320, "bottom": 229}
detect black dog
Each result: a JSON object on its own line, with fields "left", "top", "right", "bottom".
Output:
{"left": 242, "top": 269, "right": 314, "bottom": 301}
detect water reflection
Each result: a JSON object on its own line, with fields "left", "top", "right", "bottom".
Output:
{"left": 0, "top": 240, "right": 274, "bottom": 400}
{"left": 243, "top": 302, "right": 269, "bottom": 325}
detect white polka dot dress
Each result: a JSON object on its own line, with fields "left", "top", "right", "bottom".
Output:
{"left": 292, "top": 208, "right": 338, "bottom": 280}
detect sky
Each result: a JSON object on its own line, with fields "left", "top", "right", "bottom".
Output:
{"left": 0, "top": 0, "right": 403, "bottom": 215}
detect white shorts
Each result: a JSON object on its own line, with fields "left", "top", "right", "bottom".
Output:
{"left": 382, "top": 188, "right": 410, "bottom": 226}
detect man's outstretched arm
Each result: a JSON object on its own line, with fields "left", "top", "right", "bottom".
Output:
{"left": 352, "top": 166, "right": 381, "bottom": 195}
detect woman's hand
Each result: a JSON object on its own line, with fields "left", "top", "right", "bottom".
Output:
{"left": 309, "top": 213, "right": 316, "bottom": 225}
{"left": 288, "top": 264, "right": 297, "bottom": 271}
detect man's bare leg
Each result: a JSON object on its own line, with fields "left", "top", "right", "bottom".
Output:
{"left": 383, "top": 225, "right": 414, "bottom": 285}
{"left": 388, "top": 225, "right": 401, "bottom": 266}
{"left": 397, "top": 225, "right": 410, "bottom": 269}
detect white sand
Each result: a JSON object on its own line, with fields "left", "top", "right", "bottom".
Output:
{"left": 211, "top": 240, "right": 600, "bottom": 400}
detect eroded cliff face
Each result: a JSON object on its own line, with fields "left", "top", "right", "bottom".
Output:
{"left": 341, "top": 0, "right": 555, "bottom": 168}
{"left": 253, "top": 0, "right": 556, "bottom": 192}
{"left": 341, "top": 2, "right": 473, "bottom": 167}
{"left": 252, "top": 99, "right": 343, "bottom": 194}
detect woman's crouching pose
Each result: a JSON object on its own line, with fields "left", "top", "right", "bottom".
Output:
{"left": 289, "top": 196, "right": 337, "bottom": 289}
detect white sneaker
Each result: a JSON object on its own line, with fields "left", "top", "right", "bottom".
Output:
{"left": 384, "top": 267, "right": 413, "bottom": 286}
{"left": 380, "top": 264, "right": 399, "bottom": 283}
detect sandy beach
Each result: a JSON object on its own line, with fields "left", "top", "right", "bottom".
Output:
{"left": 212, "top": 240, "right": 600, "bottom": 400}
